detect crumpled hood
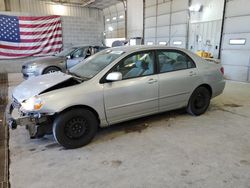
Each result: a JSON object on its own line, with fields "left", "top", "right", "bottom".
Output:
{"left": 13, "top": 72, "right": 73, "bottom": 103}
{"left": 24, "top": 56, "right": 64, "bottom": 66}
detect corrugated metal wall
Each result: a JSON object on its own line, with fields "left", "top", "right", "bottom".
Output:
{"left": 103, "top": 2, "right": 125, "bottom": 38}
{"left": 9, "top": 0, "right": 103, "bottom": 18}
{"left": 189, "top": 20, "right": 222, "bottom": 58}
{"left": 221, "top": 0, "right": 250, "bottom": 82}
{"left": 144, "top": 0, "right": 189, "bottom": 48}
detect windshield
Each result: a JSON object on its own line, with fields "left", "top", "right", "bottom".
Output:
{"left": 55, "top": 47, "right": 77, "bottom": 57}
{"left": 69, "top": 49, "right": 125, "bottom": 79}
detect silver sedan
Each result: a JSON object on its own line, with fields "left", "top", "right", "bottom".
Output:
{"left": 7, "top": 46, "right": 225, "bottom": 149}
{"left": 21, "top": 45, "right": 108, "bottom": 79}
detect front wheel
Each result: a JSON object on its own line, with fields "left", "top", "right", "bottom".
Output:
{"left": 53, "top": 109, "right": 98, "bottom": 149}
{"left": 43, "top": 66, "right": 61, "bottom": 74}
{"left": 186, "top": 87, "right": 211, "bottom": 116}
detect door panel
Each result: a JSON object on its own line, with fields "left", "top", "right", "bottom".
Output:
{"left": 104, "top": 75, "right": 158, "bottom": 124}
{"left": 157, "top": 50, "right": 201, "bottom": 111}
{"left": 103, "top": 50, "right": 158, "bottom": 124}
{"left": 159, "top": 68, "right": 199, "bottom": 111}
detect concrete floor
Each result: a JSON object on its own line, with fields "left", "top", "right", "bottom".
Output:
{"left": 8, "top": 74, "right": 250, "bottom": 188}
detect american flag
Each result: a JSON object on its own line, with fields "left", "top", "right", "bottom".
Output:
{"left": 0, "top": 14, "right": 62, "bottom": 59}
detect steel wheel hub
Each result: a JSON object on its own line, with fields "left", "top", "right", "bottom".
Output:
{"left": 65, "top": 117, "right": 87, "bottom": 139}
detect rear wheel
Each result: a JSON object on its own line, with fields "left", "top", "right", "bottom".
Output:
{"left": 43, "top": 66, "right": 61, "bottom": 74}
{"left": 186, "top": 86, "right": 211, "bottom": 116}
{"left": 53, "top": 109, "right": 98, "bottom": 149}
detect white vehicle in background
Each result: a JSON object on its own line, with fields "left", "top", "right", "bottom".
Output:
{"left": 6, "top": 46, "right": 225, "bottom": 149}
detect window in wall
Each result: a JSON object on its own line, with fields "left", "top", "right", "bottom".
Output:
{"left": 173, "top": 41, "right": 183, "bottom": 45}
{"left": 229, "top": 39, "right": 246, "bottom": 45}
{"left": 147, "top": 42, "right": 154, "bottom": 45}
{"left": 159, "top": 41, "right": 167, "bottom": 45}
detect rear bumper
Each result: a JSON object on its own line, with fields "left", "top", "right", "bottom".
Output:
{"left": 212, "top": 80, "right": 226, "bottom": 98}
{"left": 5, "top": 103, "right": 50, "bottom": 138}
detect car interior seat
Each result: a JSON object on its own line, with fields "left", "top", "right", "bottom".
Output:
{"left": 124, "top": 60, "right": 145, "bottom": 78}
{"left": 174, "top": 55, "right": 187, "bottom": 70}
{"left": 160, "top": 55, "right": 174, "bottom": 72}
{"left": 143, "top": 55, "right": 154, "bottom": 75}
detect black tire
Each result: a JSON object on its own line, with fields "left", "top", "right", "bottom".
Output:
{"left": 53, "top": 109, "right": 98, "bottom": 149}
{"left": 43, "top": 66, "right": 61, "bottom": 74}
{"left": 186, "top": 86, "right": 211, "bottom": 116}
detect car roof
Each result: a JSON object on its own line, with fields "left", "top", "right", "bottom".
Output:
{"left": 71, "top": 45, "right": 107, "bottom": 48}
{"left": 109, "top": 45, "right": 190, "bottom": 53}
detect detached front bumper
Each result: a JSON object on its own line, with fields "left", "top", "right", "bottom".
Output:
{"left": 5, "top": 103, "right": 50, "bottom": 138}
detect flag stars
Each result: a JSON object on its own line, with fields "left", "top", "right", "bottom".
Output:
{"left": 0, "top": 15, "right": 20, "bottom": 42}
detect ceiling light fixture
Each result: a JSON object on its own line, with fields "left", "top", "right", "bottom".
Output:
{"left": 189, "top": 4, "right": 203, "bottom": 12}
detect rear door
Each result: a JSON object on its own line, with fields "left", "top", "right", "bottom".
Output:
{"left": 103, "top": 51, "right": 159, "bottom": 124}
{"left": 157, "top": 50, "right": 201, "bottom": 112}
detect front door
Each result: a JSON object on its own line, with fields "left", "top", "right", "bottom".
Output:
{"left": 103, "top": 51, "right": 159, "bottom": 124}
{"left": 66, "top": 47, "right": 86, "bottom": 69}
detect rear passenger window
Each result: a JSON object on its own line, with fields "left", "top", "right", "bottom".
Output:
{"left": 157, "top": 51, "right": 195, "bottom": 73}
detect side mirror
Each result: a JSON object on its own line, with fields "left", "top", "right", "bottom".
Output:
{"left": 106, "top": 72, "right": 122, "bottom": 82}
{"left": 66, "top": 55, "right": 71, "bottom": 59}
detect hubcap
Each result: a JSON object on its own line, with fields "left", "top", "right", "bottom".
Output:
{"left": 48, "top": 70, "right": 57, "bottom": 73}
{"left": 65, "top": 117, "right": 88, "bottom": 139}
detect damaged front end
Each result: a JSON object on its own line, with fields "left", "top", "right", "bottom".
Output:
{"left": 5, "top": 98, "right": 53, "bottom": 138}
{"left": 5, "top": 72, "right": 83, "bottom": 138}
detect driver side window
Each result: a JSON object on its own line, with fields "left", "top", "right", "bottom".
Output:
{"left": 112, "top": 51, "right": 155, "bottom": 80}
{"left": 72, "top": 48, "right": 84, "bottom": 58}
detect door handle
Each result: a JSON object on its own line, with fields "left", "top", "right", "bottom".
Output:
{"left": 147, "top": 78, "right": 157, "bottom": 84}
{"left": 189, "top": 71, "right": 197, "bottom": 76}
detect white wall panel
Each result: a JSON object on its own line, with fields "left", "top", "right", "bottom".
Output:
{"left": 171, "top": 24, "right": 187, "bottom": 37}
{"left": 145, "top": 5, "right": 156, "bottom": 17}
{"left": 144, "top": 0, "right": 189, "bottom": 48}
{"left": 157, "top": 2, "right": 171, "bottom": 15}
{"left": 9, "top": 0, "right": 102, "bottom": 18}
{"left": 157, "top": 14, "right": 171, "bottom": 26}
{"left": 221, "top": 0, "right": 250, "bottom": 82}
{"left": 171, "top": 11, "right": 188, "bottom": 25}
{"left": 222, "top": 64, "right": 249, "bottom": 82}
{"left": 145, "top": 28, "right": 156, "bottom": 38}
{"left": 145, "top": 0, "right": 157, "bottom": 7}
{"left": 226, "top": 0, "right": 250, "bottom": 17}
{"left": 221, "top": 50, "right": 250, "bottom": 67}
{"left": 127, "top": 0, "right": 143, "bottom": 38}
{"left": 172, "top": 0, "right": 188, "bottom": 12}
{"left": 145, "top": 17, "right": 157, "bottom": 27}
{"left": 157, "top": 26, "right": 170, "bottom": 37}
{"left": 224, "top": 16, "right": 250, "bottom": 34}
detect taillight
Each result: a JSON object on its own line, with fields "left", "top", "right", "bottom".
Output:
{"left": 220, "top": 67, "right": 224, "bottom": 75}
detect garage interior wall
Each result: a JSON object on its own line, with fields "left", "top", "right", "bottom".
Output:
{"left": 189, "top": 0, "right": 224, "bottom": 58}
{"left": 4, "top": 0, "right": 104, "bottom": 48}
{"left": 127, "top": 0, "right": 143, "bottom": 39}
{"left": 221, "top": 0, "right": 250, "bottom": 82}
{"left": 144, "top": 0, "right": 189, "bottom": 48}
{"left": 103, "top": 2, "right": 125, "bottom": 39}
